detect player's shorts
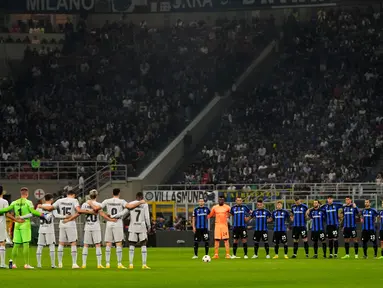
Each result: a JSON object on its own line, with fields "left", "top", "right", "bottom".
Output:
{"left": 13, "top": 228, "right": 31, "bottom": 244}
{"left": 343, "top": 227, "right": 357, "bottom": 239}
{"left": 59, "top": 227, "right": 78, "bottom": 243}
{"left": 233, "top": 227, "right": 248, "bottom": 240}
{"left": 380, "top": 231, "right": 383, "bottom": 241}
{"left": 84, "top": 230, "right": 102, "bottom": 245}
{"left": 194, "top": 228, "right": 209, "bottom": 242}
{"left": 292, "top": 226, "right": 308, "bottom": 239}
{"left": 311, "top": 231, "right": 326, "bottom": 242}
{"left": 104, "top": 225, "right": 124, "bottom": 243}
{"left": 214, "top": 225, "right": 229, "bottom": 240}
{"left": 326, "top": 225, "right": 339, "bottom": 239}
{"left": 128, "top": 232, "right": 148, "bottom": 243}
{"left": 273, "top": 231, "right": 287, "bottom": 244}
{"left": 0, "top": 224, "right": 6, "bottom": 242}
{"left": 37, "top": 233, "right": 56, "bottom": 246}
{"left": 253, "top": 231, "right": 268, "bottom": 242}
{"left": 362, "top": 230, "right": 376, "bottom": 243}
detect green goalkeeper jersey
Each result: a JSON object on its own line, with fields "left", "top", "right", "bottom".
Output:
{"left": 0, "top": 198, "right": 41, "bottom": 229}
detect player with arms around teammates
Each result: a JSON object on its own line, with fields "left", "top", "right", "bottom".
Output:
{"left": 81, "top": 189, "right": 116, "bottom": 269}
{"left": 39, "top": 189, "right": 93, "bottom": 269}
{"left": 290, "top": 196, "right": 309, "bottom": 258}
{"left": 307, "top": 200, "right": 327, "bottom": 258}
{"left": 208, "top": 196, "right": 231, "bottom": 259}
{"left": 340, "top": 196, "right": 360, "bottom": 259}
{"left": 270, "top": 201, "right": 290, "bottom": 259}
{"left": 230, "top": 197, "right": 250, "bottom": 259}
{"left": 320, "top": 195, "right": 343, "bottom": 258}
{"left": 249, "top": 199, "right": 271, "bottom": 259}
{"left": 361, "top": 199, "right": 379, "bottom": 258}
{"left": 0, "top": 185, "right": 24, "bottom": 268}
{"left": 192, "top": 198, "right": 210, "bottom": 259}
{"left": 87, "top": 188, "right": 144, "bottom": 269}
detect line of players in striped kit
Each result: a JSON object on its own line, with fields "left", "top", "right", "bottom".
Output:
{"left": 192, "top": 195, "right": 383, "bottom": 259}
{"left": 34, "top": 188, "right": 151, "bottom": 269}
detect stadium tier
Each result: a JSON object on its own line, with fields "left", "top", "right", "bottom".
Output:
{"left": 0, "top": 19, "right": 274, "bottom": 176}
{"left": 178, "top": 10, "right": 383, "bottom": 185}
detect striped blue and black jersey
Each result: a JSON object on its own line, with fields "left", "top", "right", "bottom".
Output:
{"left": 291, "top": 204, "right": 308, "bottom": 227}
{"left": 192, "top": 207, "right": 210, "bottom": 229}
{"left": 308, "top": 208, "right": 325, "bottom": 231}
{"left": 342, "top": 205, "right": 359, "bottom": 228}
{"left": 251, "top": 209, "right": 271, "bottom": 231}
{"left": 230, "top": 205, "right": 250, "bottom": 227}
{"left": 362, "top": 208, "right": 378, "bottom": 231}
{"left": 271, "top": 209, "right": 290, "bottom": 232}
{"left": 320, "top": 203, "right": 343, "bottom": 226}
{"left": 380, "top": 211, "right": 383, "bottom": 231}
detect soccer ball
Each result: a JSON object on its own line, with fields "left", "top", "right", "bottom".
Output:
{"left": 202, "top": 255, "right": 211, "bottom": 263}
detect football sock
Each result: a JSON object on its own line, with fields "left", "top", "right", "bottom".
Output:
{"left": 254, "top": 243, "right": 259, "bottom": 256}
{"left": 49, "top": 244, "right": 55, "bottom": 267}
{"left": 71, "top": 245, "right": 77, "bottom": 265}
{"left": 354, "top": 243, "right": 359, "bottom": 255}
{"left": 96, "top": 246, "right": 102, "bottom": 266}
{"left": 0, "top": 245, "right": 5, "bottom": 267}
{"left": 193, "top": 242, "right": 198, "bottom": 256}
{"left": 243, "top": 243, "right": 248, "bottom": 256}
{"left": 322, "top": 243, "right": 327, "bottom": 256}
{"left": 57, "top": 245, "right": 64, "bottom": 265}
{"left": 105, "top": 246, "right": 111, "bottom": 264}
{"left": 23, "top": 243, "right": 30, "bottom": 265}
{"left": 214, "top": 241, "right": 219, "bottom": 255}
{"left": 334, "top": 240, "right": 339, "bottom": 254}
{"left": 36, "top": 245, "right": 43, "bottom": 267}
{"left": 345, "top": 242, "right": 350, "bottom": 255}
{"left": 204, "top": 242, "right": 209, "bottom": 255}
{"left": 12, "top": 243, "right": 20, "bottom": 265}
{"left": 313, "top": 241, "right": 318, "bottom": 254}
{"left": 224, "top": 240, "right": 230, "bottom": 255}
{"left": 129, "top": 245, "right": 135, "bottom": 265}
{"left": 284, "top": 245, "right": 288, "bottom": 255}
{"left": 274, "top": 244, "right": 279, "bottom": 255}
{"left": 304, "top": 241, "right": 309, "bottom": 255}
{"left": 265, "top": 243, "right": 270, "bottom": 255}
{"left": 142, "top": 246, "right": 147, "bottom": 266}
{"left": 233, "top": 243, "right": 238, "bottom": 256}
{"left": 293, "top": 242, "right": 298, "bottom": 255}
{"left": 82, "top": 246, "right": 88, "bottom": 266}
{"left": 116, "top": 246, "right": 123, "bottom": 264}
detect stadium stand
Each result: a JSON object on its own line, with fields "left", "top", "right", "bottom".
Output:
{"left": 0, "top": 19, "right": 275, "bottom": 176}
{"left": 179, "top": 10, "right": 383, "bottom": 186}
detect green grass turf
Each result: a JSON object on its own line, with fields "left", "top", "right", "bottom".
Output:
{"left": 1, "top": 247, "right": 383, "bottom": 287}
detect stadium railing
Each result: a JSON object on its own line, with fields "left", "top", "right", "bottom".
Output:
{"left": 0, "top": 160, "right": 109, "bottom": 181}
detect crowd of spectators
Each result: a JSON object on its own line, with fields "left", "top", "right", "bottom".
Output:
{"left": 182, "top": 9, "right": 383, "bottom": 186}
{"left": 0, "top": 17, "right": 274, "bottom": 176}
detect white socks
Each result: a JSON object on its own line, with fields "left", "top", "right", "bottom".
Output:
{"left": 49, "top": 244, "right": 55, "bottom": 267}
{"left": 96, "top": 247, "right": 102, "bottom": 266}
{"left": 129, "top": 245, "right": 135, "bottom": 265}
{"left": 71, "top": 246, "right": 77, "bottom": 265}
{"left": 82, "top": 246, "right": 88, "bottom": 266}
{"left": 57, "top": 245, "right": 64, "bottom": 265}
{"left": 116, "top": 246, "right": 123, "bottom": 265}
{"left": 0, "top": 245, "right": 5, "bottom": 267}
{"left": 105, "top": 246, "right": 111, "bottom": 264}
{"left": 36, "top": 245, "right": 43, "bottom": 267}
{"left": 142, "top": 246, "right": 147, "bottom": 266}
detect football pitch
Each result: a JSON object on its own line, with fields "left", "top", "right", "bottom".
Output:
{"left": 1, "top": 247, "right": 383, "bottom": 287}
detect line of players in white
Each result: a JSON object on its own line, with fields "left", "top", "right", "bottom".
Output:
{"left": 35, "top": 188, "right": 150, "bottom": 269}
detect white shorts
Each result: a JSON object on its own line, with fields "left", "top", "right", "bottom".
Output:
{"left": 59, "top": 227, "right": 78, "bottom": 243}
{"left": 104, "top": 226, "right": 124, "bottom": 243}
{"left": 0, "top": 224, "right": 6, "bottom": 242}
{"left": 128, "top": 232, "right": 148, "bottom": 243}
{"left": 38, "top": 233, "right": 56, "bottom": 246}
{"left": 84, "top": 230, "right": 102, "bottom": 245}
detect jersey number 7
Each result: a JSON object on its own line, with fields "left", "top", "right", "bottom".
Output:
{"left": 134, "top": 209, "right": 141, "bottom": 222}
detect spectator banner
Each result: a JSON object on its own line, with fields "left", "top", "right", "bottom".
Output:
{"left": 143, "top": 190, "right": 218, "bottom": 204}
{"left": 150, "top": 0, "right": 338, "bottom": 13}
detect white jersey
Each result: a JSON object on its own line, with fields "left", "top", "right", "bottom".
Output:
{"left": 101, "top": 198, "right": 127, "bottom": 228}
{"left": 128, "top": 201, "right": 150, "bottom": 233}
{"left": 82, "top": 202, "right": 101, "bottom": 231}
{"left": 37, "top": 204, "right": 54, "bottom": 234}
{"left": 53, "top": 197, "right": 80, "bottom": 228}
{"left": 0, "top": 198, "right": 8, "bottom": 227}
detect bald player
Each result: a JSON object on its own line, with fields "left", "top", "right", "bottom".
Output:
{"left": 208, "top": 196, "right": 231, "bottom": 259}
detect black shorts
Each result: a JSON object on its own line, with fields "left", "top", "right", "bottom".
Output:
{"left": 311, "top": 231, "right": 326, "bottom": 242}
{"left": 361, "top": 230, "right": 376, "bottom": 243}
{"left": 380, "top": 231, "right": 383, "bottom": 241}
{"left": 343, "top": 227, "right": 357, "bottom": 239}
{"left": 273, "top": 231, "right": 287, "bottom": 244}
{"left": 233, "top": 227, "right": 248, "bottom": 239}
{"left": 326, "top": 225, "right": 339, "bottom": 239}
{"left": 194, "top": 229, "right": 209, "bottom": 242}
{"left": 253, "top": 231, "right": 268, "bottom": 242}
{"left": 292, "top": 226, "right": 308, "bottom": 239}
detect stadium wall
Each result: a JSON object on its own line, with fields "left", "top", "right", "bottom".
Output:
{"left": 127, "top": 39, "right": 279, "bottom": 195}
{"left": 0, "top": 180, "right": 67, "bottom": 201}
